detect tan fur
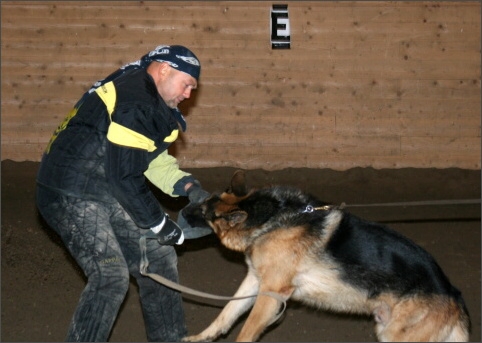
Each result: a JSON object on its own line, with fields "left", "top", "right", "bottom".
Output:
{"left": 374, "top": 294, "right": 470, "bottom": 342}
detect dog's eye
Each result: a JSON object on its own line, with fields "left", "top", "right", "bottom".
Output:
{"left": 206, "top": 211, "right": 224, "bottom": 222}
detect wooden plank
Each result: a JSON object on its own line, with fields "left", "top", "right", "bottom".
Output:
{"left": 3, "top": 96, "right": 479, "bottom": 129}
{"left": 3, "top": 56, "right": 479, "bottom": 81}
{"left": 49, "top": 110, "right": 477, "bottom": 139}
{"left": 2, "top": 140, "right": 479, "bottom": 170}
{"left": 1, "top": 1, "right": 272, "bottom": 22}
{"left": 3, "top": 21, "right": 479, "bottom": 50}
{"left": 3, "top": 41, "right": 479, "bottom": 72}
{"left": 177, "top": 132, "right": 401, "bottom": 156}
{"left": 401, "top": 136, "right": 481, "bottom": 154}
{"left": 289, "top": 1, "right": 480, "bottom": 24}
{"left": 3, "top": 1, "right": 479, "bottom": 25}
{"left": 193, "top": 79, "right": 481, "bottom": 101}
{"left": 176, "top": 147, "right": 481, "bottom": 170}
{"left": 181, "top": 98, "right": 480, "bottom": 118}
{"left": 3, "top": 98, "right": 479, "bottom": 132}
{"left": 4, "top": 15, "right": 479, "bottom": 38}
{"left": 0, "top": 143, "right": 46, "bottom": 162}
{"left": 3, "top": 80, "right": 480, "bottom": 109}
{"left": 335, "top": 115, "right": 481, "bottom": 137}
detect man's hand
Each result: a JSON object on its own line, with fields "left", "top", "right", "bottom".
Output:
{"left": 146, "top": 215, "right": 184, "bottom": 245}
{"left": 186, "top": 180, "right": 210, "bottom": 204}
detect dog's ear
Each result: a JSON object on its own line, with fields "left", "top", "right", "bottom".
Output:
{"left": 225, "top": 210, "right": 248, "bottom": 227}
{"left": 230, "top": 170, "right": 248, "bottom": 196}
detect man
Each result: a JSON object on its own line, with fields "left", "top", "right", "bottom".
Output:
{"left": 36, "top": 45, "right": 210, "bottom": 341}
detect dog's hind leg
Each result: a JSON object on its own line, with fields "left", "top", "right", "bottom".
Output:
{"left": 375, "top": 296, "right": 469, "bottom": 342}
{"left": 182, "top": 271, "right": 259, "bottom": 342}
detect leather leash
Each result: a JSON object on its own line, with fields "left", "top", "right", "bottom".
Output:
{"left": 139, "top": 235, "right": 287, "bottom": 325}
{"left": 303, "top": 198, "right": 480, "bottom": 213}
{"left": 343, "top": 198, "right": 480, "bottom": 208}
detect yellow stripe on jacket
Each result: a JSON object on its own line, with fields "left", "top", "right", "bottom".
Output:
{"left": 95, "top": 81, "right": 179, "bottom": 151}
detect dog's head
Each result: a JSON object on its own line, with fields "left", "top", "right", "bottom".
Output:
{"left": 183, "top": 170, "right": 255, "bottom": 251}
{"left": 204, "top": 170, "right": 248, "bottom": 218}
{"left": 185, "top": 170, "right": 326, "bottom": 251}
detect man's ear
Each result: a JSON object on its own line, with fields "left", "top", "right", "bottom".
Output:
{"left": 147, "top": 61, "right": 168, "bottom": 81}
{"left": 225, "top": 211, "right": 248, "bottom": 227}
{"left": 158, "top": 62, "right": 170, "bottom": 77}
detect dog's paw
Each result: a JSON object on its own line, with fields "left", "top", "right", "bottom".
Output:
{"left": 182, "top": 334, "right": 211, "bottom": 342}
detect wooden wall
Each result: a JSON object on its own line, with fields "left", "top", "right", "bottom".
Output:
{"left": 2, "top": 1, "right": 480, "bottom": 170}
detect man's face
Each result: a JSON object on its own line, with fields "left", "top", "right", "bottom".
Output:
{"left": 156, "top": 65, "right": 197, "bottom": 108}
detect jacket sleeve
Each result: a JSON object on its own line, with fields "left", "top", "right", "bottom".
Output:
{"left": 105, "top": 141, "right": 165, "bottom": 229}
{"left": 144, "top": 150, "right": 195, "bottom": 197}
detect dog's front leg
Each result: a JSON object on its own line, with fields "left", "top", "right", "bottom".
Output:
{"left": 183, "top": 271, "right": 259, "bottom": 342}
{"left": 235, "top": 290, "right": 288, "bottom": 342}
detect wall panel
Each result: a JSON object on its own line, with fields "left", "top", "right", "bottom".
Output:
{"left": 1, "top": 1, "right": 480, "bottom": 170}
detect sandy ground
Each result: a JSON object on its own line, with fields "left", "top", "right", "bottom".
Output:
{"left": 1, "top": 160, "right": 480, "bottom": 342}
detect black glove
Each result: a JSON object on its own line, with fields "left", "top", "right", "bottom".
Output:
{"left": 176, "top": 180, "right": 212, "bottom": 239}
{"left": 186, "top": 180, "right": 210, "bottom": 204}
{"left": 145, "top": 215, "right": 184, "bottom": 245}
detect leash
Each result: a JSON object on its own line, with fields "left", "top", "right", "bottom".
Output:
{"left": 303, "top": 198, "right": 480, "bottom": 213}
{"left": 343, "top": 198, "right": 480, "bottom": 208}
{"left": 139, "top": 235, "right": 287, "bottom": 326}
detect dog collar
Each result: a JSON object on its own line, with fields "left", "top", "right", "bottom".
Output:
{"left": 302, "top": 203, "right": 345, "bottom": 213}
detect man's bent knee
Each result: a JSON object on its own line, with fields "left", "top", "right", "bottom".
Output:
{"left": 91, "top": 258, "right": 130, "bottom": 296}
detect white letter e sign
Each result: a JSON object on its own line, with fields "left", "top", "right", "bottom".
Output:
{"left": 271, "top": 4, "right": 290, "bottom": 49}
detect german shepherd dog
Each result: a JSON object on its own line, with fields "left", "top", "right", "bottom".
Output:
{"left": 182, "top": 171, "right": 470, "bottom": 342}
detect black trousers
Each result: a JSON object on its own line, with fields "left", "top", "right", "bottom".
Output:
{"left": 36, "top": 185, "right": 187, "bottom": 341}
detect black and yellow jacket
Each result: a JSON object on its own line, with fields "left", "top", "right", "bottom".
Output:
{"left": 37, "top": 68, "right": 195, "bottom": 228}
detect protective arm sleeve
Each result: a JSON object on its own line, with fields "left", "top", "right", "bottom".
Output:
{"left": 144, "top": 150, "right": 196, "bottom": 197}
